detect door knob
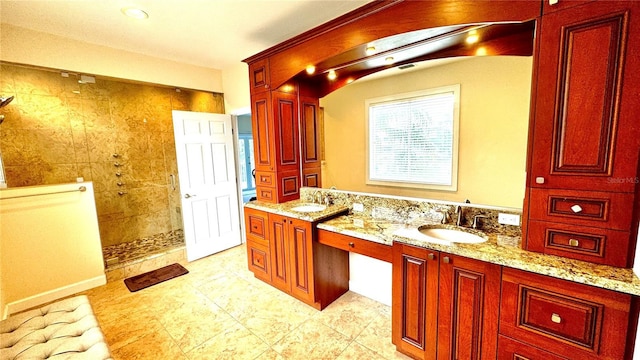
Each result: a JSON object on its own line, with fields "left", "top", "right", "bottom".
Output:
{"left": 184, "top": 193, "right": 197, "bottom": 198}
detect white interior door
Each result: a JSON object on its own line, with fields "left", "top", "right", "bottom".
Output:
{"left": 172, "top": 110, "right": 241, "bottom": 261}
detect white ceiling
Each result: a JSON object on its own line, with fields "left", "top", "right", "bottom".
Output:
{"left": 0, "top": 0, "right": 372, "bottom": 70}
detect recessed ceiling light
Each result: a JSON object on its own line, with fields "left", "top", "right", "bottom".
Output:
{"left": 385, "top": 56, "right": 395, "bottom": 64}
{"left": 121, "top": 6, "right": 149, "bottom": 19}
{"left": 466, "top": 30, "right": 479, "bottom": 44}
{"left": 306, "top": 65, "right": 316, "bottom": 75}
{"left": 365, "top": 46, "right": 376, "bottom": 56}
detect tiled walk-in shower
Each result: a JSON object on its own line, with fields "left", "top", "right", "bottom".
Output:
{"left": 102, "top": 230, "right": 186, "bottom": 282}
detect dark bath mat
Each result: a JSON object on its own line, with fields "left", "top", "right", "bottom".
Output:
{"left": 124, "top": 263, "right": 189, "bottom": 292}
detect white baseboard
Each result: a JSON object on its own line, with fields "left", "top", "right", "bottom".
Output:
{"left": 4, "top": 275, "right": 106, "bottom": 318}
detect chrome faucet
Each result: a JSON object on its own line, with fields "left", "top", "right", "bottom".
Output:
{"left": 456, "top": 205, "right": 464, "bottom": 226}
{"left": 472, "top": 215, "right": 489, "bottom": 230}
{"left": 313, "top": 190, "right": 322, "bottom": 204}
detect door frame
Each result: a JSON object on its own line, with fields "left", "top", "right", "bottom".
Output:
{"left": 230, "top": 108, "right": 252, "bottom": 245}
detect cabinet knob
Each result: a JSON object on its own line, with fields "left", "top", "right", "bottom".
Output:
{"left": 184, "top": 193, "right": 197, "bottom": 199}
{"left": 535, "top": 177, "right": 545, "bottom": 184}
{"left": 570, "top": 204, "right": 583, "bottom": 213}
{"left": 443, "top": 256, "right": 450, "bottom": 264}
{"left": 427, "top": 253, "right": 435, "bottom": 261}
{"left": 551, "top": 313, "right": 562, "bottom": 324}
{"left": 569, "top": 239, "right": 579, "bottom": 247}
{"left": 348, "top": 242, "right": 355, "bottom": 248}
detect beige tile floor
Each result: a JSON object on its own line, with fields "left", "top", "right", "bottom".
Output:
{"left": 81, "top": 244, "right": 412, "bottom": 360}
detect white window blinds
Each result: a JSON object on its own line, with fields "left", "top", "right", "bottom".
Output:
{"left": 366, "top": 84, "right": 459, "bottom": 190}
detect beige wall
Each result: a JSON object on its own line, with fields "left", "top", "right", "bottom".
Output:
{"left": 1, "top": 23, "right": 224, "bottom": 93}
{"left": 0, "top": 63, "right": 224, "bottom": 248}
{"left": 1, "top": 182, "right": 105, "bottom": 317}
{"left": 222, "top": 62, "right": 251, "bottom": 114}
{"left": 320, "top": 56, "right": 532, "bottom": 209}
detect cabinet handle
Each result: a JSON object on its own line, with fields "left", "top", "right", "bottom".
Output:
{"left": 427, "top": 253, "right": 435, "bottom": 261}
{"left": 443, "top": 256, "right": 450, "bottom": 264}
{"left": 348, "top": 242, "right": 355, "bottom": 248}
{"left": 184, "top": 193, "right": 196, "bottom": 199}
{"left": 570, "top": 204, "right": 583, "bottom": 213}
{"left": 569, "top": 239, "right": 579, "bottom": 247}
{"left": 535, "top": 177, "right": 545, "bottom": 184}
{"left": 551, "top": 313, "right": 562, "bottom": 324}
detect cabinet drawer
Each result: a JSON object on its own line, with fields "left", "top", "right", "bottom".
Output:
{"left": 245, "top": 208, "right": 269, "bottom": 245}
{"left": 500, "top": 268, "right": 631, "bottom": 360}
{"left": 498, "top": 335, "right": 568, "bottom": 360}
{"left": 257, "top": 187, "right": 275, "bottom": 202}
{"left": 256, "top": 171, "right": 275, "bottom": 187}
{"left": 526, "top": 220, "right": 630, "bottom": 267}
{"left": 317, "top": 229, "right": 392, "bottom": 262}
{"left": 246, "top": 240, "right": 270, "bottom": 283}
{"left": 528, "top": 188, "right": 633, "bottom": 231}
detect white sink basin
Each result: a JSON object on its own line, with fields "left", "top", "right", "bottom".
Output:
{"left": 291, "top": 203, "right": 326, "bottom": 213}
{"left": 418, "top": 226, "right": 487, "bottom": 244}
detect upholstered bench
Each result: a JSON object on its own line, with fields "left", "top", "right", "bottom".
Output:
{"left": 0, "top": 295, "right": 111, "bottom": 360}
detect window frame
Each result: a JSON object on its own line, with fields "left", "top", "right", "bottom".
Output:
{"left": 365, "top": 84, "right": 460, "bottom": 191}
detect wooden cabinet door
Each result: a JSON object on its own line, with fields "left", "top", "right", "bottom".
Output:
{"left": 251, "top": 91, "right": 275, "bottom": 172}
{"left": 392, "top": 243, "right": 438, "bottom": 360}
{"left": 268, "top": 213, "right": 290, "bottom": 293}
{"left": 272, "top": 91, "right": 300, "bottom": 172}
{"left": 529, "top": 1, "right": 640, "bottom": 192}
{"left": 288, "top": 218, "right": 314, "bottom": 303}
{"left": 299, "top": 96, "right": 321, "bottom": 167}
{"left": 437, "top": 254, "right": 501, "bottom": 360}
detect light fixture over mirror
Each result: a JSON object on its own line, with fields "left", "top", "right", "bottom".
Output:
{"left": 291, "top": 21, "right": 535, "bottom": 98}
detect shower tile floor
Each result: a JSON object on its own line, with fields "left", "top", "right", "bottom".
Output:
{"left": 80, "top": 244, "right": 412, "bottom": 359}
{"left": 102, "top": 230, "right": 187, "bottom": 282}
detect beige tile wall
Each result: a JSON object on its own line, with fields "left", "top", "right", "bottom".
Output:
{"left": 0, "top": 62, "right": 224, "bottom": 248}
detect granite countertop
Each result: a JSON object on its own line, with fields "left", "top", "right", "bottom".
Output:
{"left": 318, "top": 214, "right": 640, "bottom": 297}
{"left": 245, "top": 200, "right": 349, "bottom": 222}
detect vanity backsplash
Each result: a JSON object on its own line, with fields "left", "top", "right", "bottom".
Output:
{"left": 299, "top": 187, "right": 522, "bottom": 236}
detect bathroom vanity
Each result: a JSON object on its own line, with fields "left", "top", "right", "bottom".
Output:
{"left": 245, "top": 189, "right": 639, "bottom": 359}
{"left": 242, "top": 0, "right": 640, "bottom": 359}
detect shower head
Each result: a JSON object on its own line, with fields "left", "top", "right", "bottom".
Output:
{"left": 0, "top": 96, "right": 14, "bottom": 108}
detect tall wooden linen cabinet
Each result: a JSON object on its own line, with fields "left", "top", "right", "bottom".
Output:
{"left": 249, "top": 59, "right": 322, "bottom": 203}
{"left": 523, "top": 0, "right": 640, "bottom": 268}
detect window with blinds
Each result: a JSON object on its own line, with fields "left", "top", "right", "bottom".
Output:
{"left": 366, "top": 84, "right": 460, "bottom": 190}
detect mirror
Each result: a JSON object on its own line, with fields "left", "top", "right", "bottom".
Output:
{"left": 319, "top": 55, "right": 533, "bottom": 209}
